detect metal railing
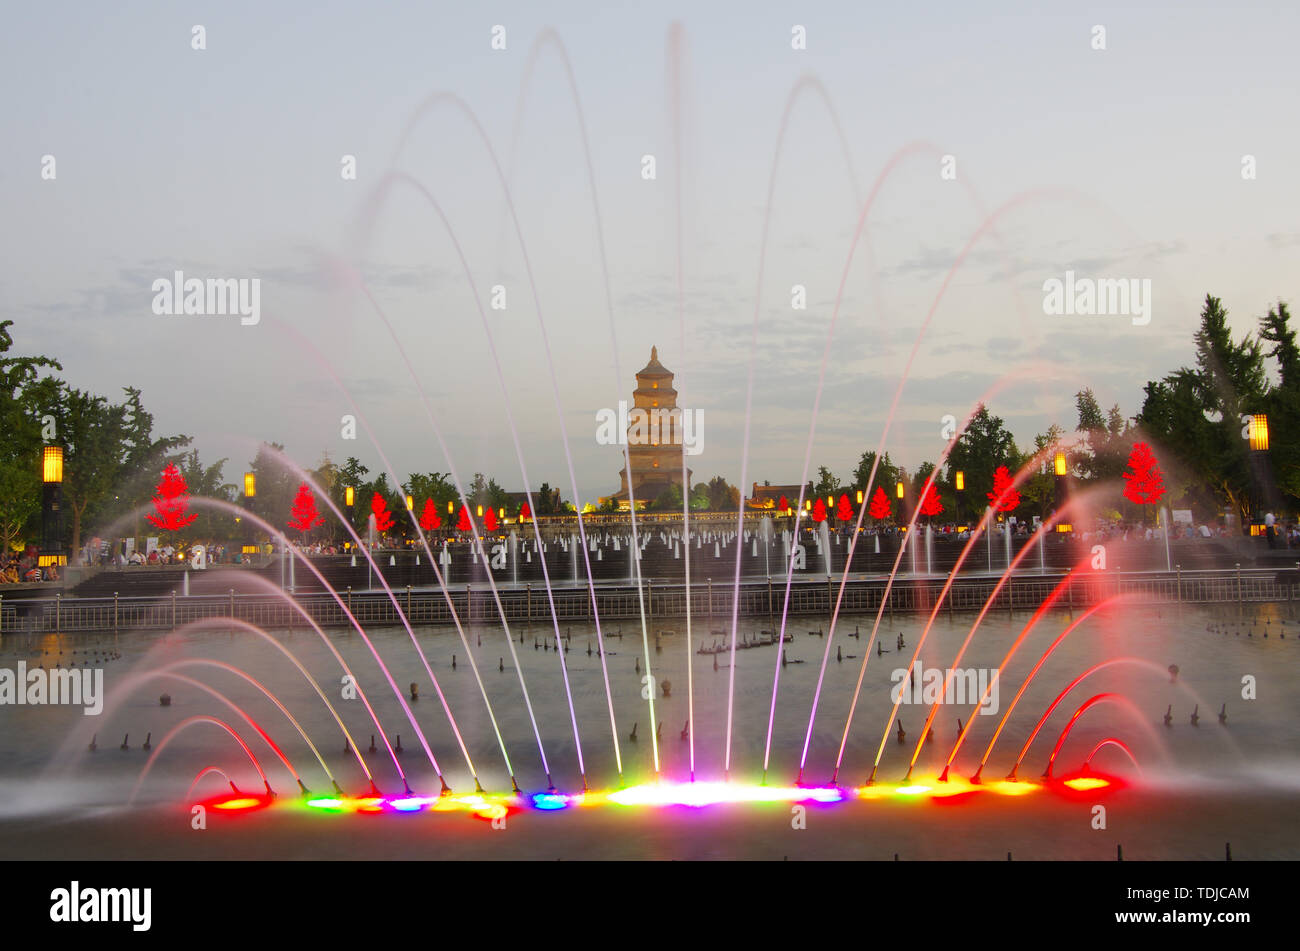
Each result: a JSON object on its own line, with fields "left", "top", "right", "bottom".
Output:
{"left": 1, "top": 563, "right": 1294, "bottom": 636}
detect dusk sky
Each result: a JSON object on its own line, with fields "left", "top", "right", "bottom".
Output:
{"left": 4, "top": 1, "right": 1298, "bottom": 503}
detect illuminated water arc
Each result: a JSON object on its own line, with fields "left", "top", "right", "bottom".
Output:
{"left": 121, "top": 669, "right": 303, "bottom": 789}
{"left": 389, "top": 90, "right": 638, "bottom": 775}
{"left": 980, "top": 596, "right": 1134, "bottom": 778}
{"left": 394, "top": 45, "right": 631, "bottom": 783}
{"left": 130, "top": 716, "right": 271, "bottom": 805}
{"left": 260, "top": 449, "right": 471, "bottom": 788}
{"left": 913, "top": 508, "right": 1095, "bottom": 776}
{"left": 1084, "top": 737, "right": 1142, "bottom": 776}
{"left": 359, "top": 172, "right": 588, "bottom": 786}
{"left": 186, "top": 766, "right": 237, "bottom": 801}
{"left": 816, "top": 176, "right": 1092, "bottom": 779}
{"left": 159, "top": 659, "right": 338, "bottom": 791}
{"left": 861, "top": 451, "right": 1056, "bottom": 783}
{"left": 733, "top": 80, "right": 873, "bottom": 780}
{"left": 938, "top": 556, "right": 1092, "bottom": 777}
{"left": 1043, "top": 693, "right": 1151, "bottom": 779}
{"left": 265, "top": 340, "right": 511, "bottom": 789}
{"left": 1008, "top": 652, "right": 1171, "bottom": 778}
{"left": 762, "top": 141, "right": 949, "bottom": 780}
{"left": 188, "top": 498, "right": 426, "bottom": 786}
{"left": 813, "top": 378, "right": 1056, "bottom": 782}
{"left": 196, "top": 577, "right": 381, "bottom": 785}
{"left": 792, "top": 188, "right": 1083, "bottom": 782}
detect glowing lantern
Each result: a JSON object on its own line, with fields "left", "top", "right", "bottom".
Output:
{"left": 42, "top": 446, "right": 63, "bottom": 483}
{"left": 1250, "top": 414, "right": 1269, "bottom": 451}
{"left": 244, "top": 472, "right": 256, "bottom": 498}
{"left": 1054, "top": 451, "right": 1067, "bottom": 477}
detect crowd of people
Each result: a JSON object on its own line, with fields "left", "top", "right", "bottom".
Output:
{"left": 0, "top": 544, "right": 60, "bottom": 583}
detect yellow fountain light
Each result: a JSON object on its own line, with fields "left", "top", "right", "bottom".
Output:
{"left": 243, "top": 472, "right": 256, "bottom": 498}
{"left": 42, "top": 446, "right": 63, "bottom": 484}
{"left": 1063, "top": 776, "right": 1110, "bottom": 791}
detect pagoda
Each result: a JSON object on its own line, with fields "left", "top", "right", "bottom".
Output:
{"left": 605, "top": 346, "right": 692, "bottom": 510}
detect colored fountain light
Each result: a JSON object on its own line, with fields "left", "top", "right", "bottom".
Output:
{"left": 606, "top": 781, "right": 843, "bottom": 808}
{"left": 1062, "top": 776, "right": 1110, "bottom": 791}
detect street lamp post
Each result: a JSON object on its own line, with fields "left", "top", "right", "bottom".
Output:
{"left": 41, "top": 446, "right": 65, "bottom": 569}
{"left": 242, "top": 471, "right": 255, "bottom": 561}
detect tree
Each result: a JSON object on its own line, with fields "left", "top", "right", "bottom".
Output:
{"left": 987, "top": 466, "right": 1021, "bottom": 512}
{"left": 369, "top": 491, "right": 394, "bottom": 533}
{"left": 835, "top": 493, "right": 853, "bottom": 521}
{"left": 0, "top": 321, "right": 61, "bottom": 553}
{"left": 1122, "top": 443, "right": 1166, "bottom": 508}
{"left": 868, "top": 486, "right": 891, "bottom": 521}
{"left": 518, "top": 500, "right": 531, "bottom": 521}
{"left": 146, "top": 462, "right": 198, "bottom": 532}
{"left": 814, "top": 466, "right": 842, "bottom": 499}
{"left": 1138, "top": 295, "right": 1268, "bottom": 521}
{"left": 61, "top": 388, "right": 132, "bottom": 555}
{"left": 777, "top": 494, "right": 790, "bottom": 515}
{"left": 418, "top": 498, "right": 441, "bottom": 531}
{"left": 704, "top": 476, "right": 739, "bottom": 511}
{"left": 811, "top": 497, "right": 828, "bottom": 523}
{"left": 176, "top": 449, "right": 237, "bottom": 539}
{"left": 919, "top": 482, "right": 944, "bottom": 519}
{"left": 484, "top": 506, "right": 500, "bottom": 532}
{"left": 287, "top": 482, "right": 325, "bottom": 536}
{"left": 652, "top": 484, "right": 684, "bottom": 511}
{"left": 456, "top": 503, "right": 473, "bottom": 532}
{"left": 946, "top": 405, "right": 1019, "bottom": 507}
{"left": 248, "top": 442, "right": 298, "bottom": 532}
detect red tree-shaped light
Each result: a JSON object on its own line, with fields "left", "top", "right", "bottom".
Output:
{"left": 418, "top": 498, "right": 441, "bottom": 531}
{"left": 287, "top": 482, "right": 325, "bottom": 534}
{"left": 868, "top": 486, "right": 892, "bottom": 520}
{"left": 986, "top": 466, "right": 1021, "bottom": 512}
{"left": 836, "top": 493, "right": 853, "bottom": 521}
{"left": 811, "top": 497, "right": 828, "bottom": 523}
{"left": 456, "top": 503, "right": 473, "bottom": 532}
{"left": 484, "top": 507, "right": 500, "bottom": 532}
{"left": 518, "top": 500, "right": 531, "bottom": 522}
{"left": 777, "top": 494, "right": 790, "bottom": 514}
{"left": 919, "top": 482, "right": 944, "bottom": 519}
{"left": 146, "top": 462, "right": 198, "bottom": 532}
{"left": 1122, "top": 442, "right": 1167, "bottom": 506}
{"left": 369, "top": 491, "right": 395, "bottom": 532}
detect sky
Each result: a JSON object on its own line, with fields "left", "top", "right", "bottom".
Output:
{"left": 3, "top": 1, "right": 1298, "bottom": 505}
